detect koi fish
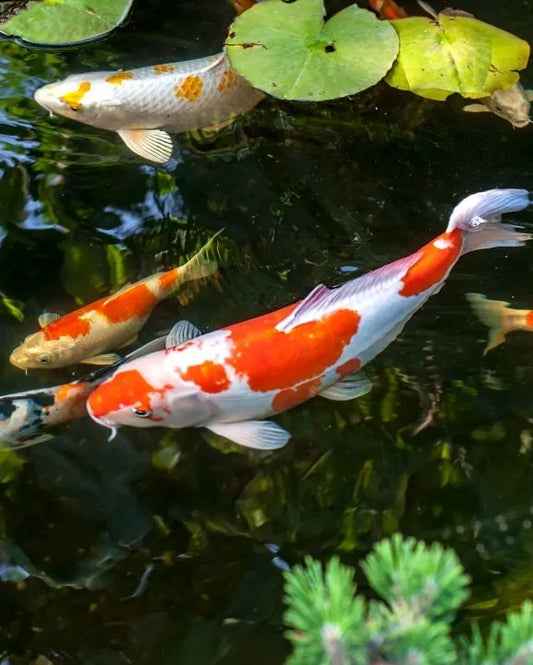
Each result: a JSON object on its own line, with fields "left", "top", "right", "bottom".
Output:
{"left": 466, "top": 293, "right": 533, "bottom": 354}
{"left": 367, "top": 0, "right": 407, "bottom": 20}
{"left": 0, "top": 336, "right": 166, "bottom": 447}
{"left": 86, "top": 189, "right": 531, "bottom": 450}
{"left": 33, "top": 53, "right": 265, "bottom": 163}
{"left": 9, "top": 234, "right": 220, "bottom": 370}
{"left": 463, "top": 83, "right": 533, "bottom": 129}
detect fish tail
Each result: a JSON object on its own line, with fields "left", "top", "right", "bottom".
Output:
{"left": 446, "top": 189, "right": 531, "bottom": 253}
{"left": 160, "top": 229, "right": 224, "bottom": 303}
{"left": 466, "top": 292, "right": 515, "bottom": 354}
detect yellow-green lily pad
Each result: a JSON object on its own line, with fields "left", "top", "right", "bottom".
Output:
{"left": 225, "top": 0, "right": 399, "bottom": 102}
{"left": 386, "top": 15, "right": 530, "bottom": 100}
{"left": 1, "top": 0, "right": 133, "bottom": 46}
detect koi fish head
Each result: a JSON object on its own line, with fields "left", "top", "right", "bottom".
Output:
{"left": 9, "top": 332, "right": 75, "bottom": 370}
{"left": 34, "top": 72, "right": 123, "bottom": 130}
{"left": 488, "top": 84, "right": 531, "bottom": 128}
{"left": 86, "top": 367, "right": 169, "bottom": 439}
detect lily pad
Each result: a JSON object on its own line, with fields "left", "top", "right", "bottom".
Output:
{"left": 0, "top": 0, "right": 134, "bottom": 46}
{"left": 225, "top": 0, "right": 399, "bottom": 102}
{"left": 386, "top": 15, "right": 530, "bottom": 100}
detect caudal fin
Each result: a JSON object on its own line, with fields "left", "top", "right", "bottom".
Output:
{"left": 160, "top": 230, "right": 224, "bottom": 303}
{"left": 446, "top": 189, "right": 531, "bottom": 253}
{"left": 466, "top": 292, "right": 513, "bottom": 354}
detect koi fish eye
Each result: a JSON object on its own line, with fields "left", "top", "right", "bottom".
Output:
{"left": 467, "top": 215, "right": 485, "bottom": 231}
{"left": 38, "top": 355, "right": 50, "bottom": 364}
{"left": 132, "top": 407, "right": 152, "bottom": 418}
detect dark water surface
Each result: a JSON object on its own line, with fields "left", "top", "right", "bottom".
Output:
{"left": 2, "top": 0, "right": 533, "bottom": 661}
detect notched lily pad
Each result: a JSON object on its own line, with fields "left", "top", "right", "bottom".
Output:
{"left": 225, "top": 0, "right": 399, "bottom": 101}
{"left": 386, "top": 14, "right": 530, "bottom": 100}
{"left": 0, "top": 0, "right": 134, "bottom": 46}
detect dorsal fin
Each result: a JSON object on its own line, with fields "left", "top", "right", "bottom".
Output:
{"left": 276, "top": 255, "right": 419, "bottom": 333}
{"left": 38, "top": 312, "right": 61, "bottom": 328}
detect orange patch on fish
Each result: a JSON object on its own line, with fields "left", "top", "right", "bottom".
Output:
{"left": 400, "top": 229, "right": 462, "bottom": 298}
{"left": 226, "top": 304, "right": 361, "bottom": 392}
{"left": 175, "top": 75, "right": 204, "bottom": 103}
{"left": 60, "top": 81, "right": 91, "bottom": 111}
{"left": 106, "top": 72, "right": 134, "bottom": 85}
{"left": 336, "top": 358, "right": 361, "bottom": 377}
{"left": 101, "top": 283, "right": 157, "bottom": 324}
{"left": 526, "top": 310, "right": 533, "bottom": 327}
{"left": 54, "top": 382, "right": 84, "bottom": 404}
{"left": 153, "top": 64, "right": 176, "bottom": 74}
{"left": 43, "top": 312, "right": 92, "bottom": 341}
{"left": 180, "top": 360, "right": 230, "bottom": 393}
{"left": 88, "top": 370, "right": 155, "bottom": 418}
{"left": 271, "top": 377, "right": 322, "bottom": 412}
{"left": 218, "top": 68, "right": 238, "bottom": 92}
{"left": 158, "top": 268, "right": 180, "bottom": 293}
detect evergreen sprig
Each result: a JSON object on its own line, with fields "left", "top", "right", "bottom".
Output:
{"left": 283, "top": 535, "right": 533, "bottom": 665}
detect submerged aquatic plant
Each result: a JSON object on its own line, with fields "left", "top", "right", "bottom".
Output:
{"left": 283, "top": 534, "right": 533, "bottom": 664}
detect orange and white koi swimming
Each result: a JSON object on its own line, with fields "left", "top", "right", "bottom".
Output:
{"left": 9, "top": 235, "right": 220, "bottom": 370}
{"left": 367, "top": 0, "right": 407, "bottom": 20}
{"left": 86, "top": 189, "right": 531, "bottom": 450}
{"left": 467, "top": 293, "right": 533, "bottom": 354}
{"left": 34, "top": 53, "right": 265, "bottom": 163}
{"left": 1, "top": 337, "right": 166, "bottom": 447}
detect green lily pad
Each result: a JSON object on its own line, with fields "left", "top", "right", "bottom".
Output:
{"left": 0, "top": 0, "right": 134, "bottom": 46}
{"left": 386, "top": 15, "right": 530, "bottom": 100}
{"left": 225, "top": 0, "right": 399, "bottom": 102}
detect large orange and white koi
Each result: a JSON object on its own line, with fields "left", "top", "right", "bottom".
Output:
{"left": 87, "top": 190, "right": 531, "bottom": 450}
{"left": 34, "top": 53, "right": 265, "bottom": 163}
{"left": 9, "top": 235, "right": 219, "bottom": 370}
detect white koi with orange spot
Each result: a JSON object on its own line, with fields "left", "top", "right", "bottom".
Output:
{"left": 9, "top": 235, "right": 220, "bottom": 370}
{"left": 87, "top": 190, "right": 531, "bottom": 450}
{"left": 34, "top": 53, "right": 264, "bottom": 163}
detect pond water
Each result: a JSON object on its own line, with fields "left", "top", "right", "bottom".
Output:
{"left": 1, "top": 0, "right": 533, "bottom": 661}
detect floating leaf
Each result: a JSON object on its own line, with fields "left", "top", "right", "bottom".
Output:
{"left": 0, "top": 0, "right": 134, "bottom": 46}
{"left": 386, "top": 15, "right": 530, "bottom": 100}
{"left": 225, "top": 0, "right": 399, "bottom": 101}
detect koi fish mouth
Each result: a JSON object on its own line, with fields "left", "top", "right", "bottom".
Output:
{"left": 86, "top": 400, "right": 119, "bottom": 441}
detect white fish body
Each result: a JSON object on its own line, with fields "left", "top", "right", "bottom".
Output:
{"left": 34, "top": 52, "right": 265, "bottom": 162}
{"left": 87, "top": 189, "right": 531, "bottom": 451}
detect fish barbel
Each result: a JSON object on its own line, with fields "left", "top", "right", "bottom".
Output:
{"left": 9, "top": 233, "right": 221, "bottom": 370}
{"left": 86, "top": 189, "right": 531, "bottom": 450}
{"left": 34, "top": 53, "right": 265, "bottom": 163}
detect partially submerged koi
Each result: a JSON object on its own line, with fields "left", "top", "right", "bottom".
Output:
{"left": 367, "top": 0, "right": 407, "bottom": 20}
{"left": 9, "top": 234, "right": 220, "bottom": 370}
{"left": 467, "top": 293, "right": 533, "bottom": 354}
{"left": 0, "top": 336, "right": 166, "bottom": 447}
{"left": 34, "top": 53, "right": 264, "bottom": 163}
{"left": 87, "top": 189, "right": 530, "bottom": 450}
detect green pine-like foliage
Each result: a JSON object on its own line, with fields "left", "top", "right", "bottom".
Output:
{"left": 283, "top": 535, "right": 533, "bottom": 665}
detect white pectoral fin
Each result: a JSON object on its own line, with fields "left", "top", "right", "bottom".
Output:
{"left": 463, "top": 103, "right": 489, "bottom": 114}
{"left": 166, "top": 320, "right": 203, "bottom": 349}
{"left": 117, "top": 128, "right": 174, "bottom": 164}
{"left": 38, "top": 312, "right": 61, "bottom": 328}
{"left": 124, "top": 336, "right": 167, "bottom": 361}
{"left": 80, "top": 352, "right": 122, "bottom": 365}
{"left": 319, "top": 371, "right": 372, "bottom": 401}
{"left": 205, "top": 419, "right": 290, "bottom": 450}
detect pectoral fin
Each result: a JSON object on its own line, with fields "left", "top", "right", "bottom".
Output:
{"left": 38, "top": 312, "right": 61, "bottom": 328}
{"left": 205, "top": 419, "right": 290, "bottom": 450}
{"left": 319, "top": 371, "right": 372, "bottom": 401}
{"left": 117, "top": 128, "right": 174, "bottom": 163}
{"left": 166, "top": 320, "right": 203, "bottom": 348}
{"left": 463, "top": 103, "right": 489, "bottom": 114}
{"left": 80, "top": 353, "right": 122, "bottom": 365}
